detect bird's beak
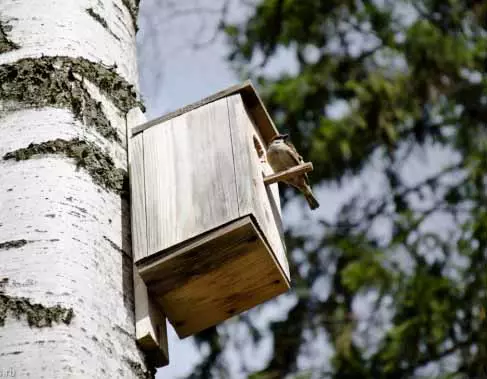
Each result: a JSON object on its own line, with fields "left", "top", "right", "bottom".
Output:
{"left": 281, "top": 134, "right": 289, "bottom": 140}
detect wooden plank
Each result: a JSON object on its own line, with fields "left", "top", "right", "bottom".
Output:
{"left": 127, "top": 109, "right": 148, "bottom": 262}
{"left": 132, "top": 81, "right": 279, "bottom": 147}
{"left": 140, "top": 216, "right": 290, "bottom": 338}
{"left": 143, "top": 97, "right": 239, "bottom": 255}
{"left": 134, "top": 269, "right": 169, "bottom": 366}
{"left": 143, "top": 116, "right": 177, "bottom": 256}
{"left": 263, "top": 162, "right": 314, "bottom": 185}
{"left": 226, "top": 94, "right": 256, "bottom": 217}
{"left": 128, "top": 108, "right": 169, "bottom": 367}
{"left": 133, "top": 82, "right": 250, "bottom": 136}
{"left": 227, "top": 94, "right": 290, "bottom": 280}
{"left": 138, "top": 217, "right": 260, "bottom": 294}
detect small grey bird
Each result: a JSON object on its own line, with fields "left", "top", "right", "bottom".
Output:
{"left": 266, "top": 134, "right": 320, "bottom": 210}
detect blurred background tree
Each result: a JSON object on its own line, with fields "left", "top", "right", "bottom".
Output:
{"left": 185, "top": 1, "right": 487, "bottom": 378}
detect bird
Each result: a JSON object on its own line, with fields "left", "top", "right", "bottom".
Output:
{"left": 266, "top": 134, "right": 320, "bottom": 210}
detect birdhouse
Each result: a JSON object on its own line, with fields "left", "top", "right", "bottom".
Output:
{"left": 129, "top": 81, "right": 290, "bottom": 339}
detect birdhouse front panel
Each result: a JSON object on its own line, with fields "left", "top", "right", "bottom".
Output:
{"left": 142, "top": 98, "right": 240, "bottom": 256}
{"left": 130, "top": 82, "right": 291, "bottom": 338}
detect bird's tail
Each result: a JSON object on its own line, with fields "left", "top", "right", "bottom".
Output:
{"left": 303, "top": 187, "right": 320, "bottom": 210}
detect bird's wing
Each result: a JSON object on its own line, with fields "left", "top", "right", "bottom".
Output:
{"left": 284, "top": 140, "right": 310, "bottom": 184}
{"left": 284, "top": 140, "right": 303, "bottom": 164}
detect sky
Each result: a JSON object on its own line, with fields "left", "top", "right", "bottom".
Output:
{"left": 135, "top": 2, "right": 457, "bottom": 378}
{"left": 137, "top": 0, "right": 241, "bottom": 118}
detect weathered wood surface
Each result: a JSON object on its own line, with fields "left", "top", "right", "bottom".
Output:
{"left": 127, "top": 108, "right": 168, "bottom": 366}
{"left": 263, "top": 162, "right": 314, "bottom": 185}
{"left": 142, "top": 97, "right": 239, "bottom": 255}
{"left": 227, "top": 94, "right": 290, "bottom": 280}
{"left": 127, "top": 108, "right": 148, "bottom": 262}
{"left": 137, "top": 216, "right": 290, "bottom": 338}
{"left": 132, "top": 81, "right": 279, "bottom": 146}
{"left": 138, "top": 217, "right": 259, "bottom": 293}
{"left": 133, "top": 270, "right": 169, "bottom": 366}
{"left": 131, "top": 90, "right": 291, "bottom": 340}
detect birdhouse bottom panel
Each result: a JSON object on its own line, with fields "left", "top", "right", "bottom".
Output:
{"left": 135, "top": 215, "right": 290, "bottom": 338}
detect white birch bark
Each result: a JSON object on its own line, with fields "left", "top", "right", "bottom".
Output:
{"left": 0, "top": 0, "right": 152, "bottom": 377}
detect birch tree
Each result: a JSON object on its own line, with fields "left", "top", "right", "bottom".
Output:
{"left": 0, "top": 0, "right": 154, "bottom": 377}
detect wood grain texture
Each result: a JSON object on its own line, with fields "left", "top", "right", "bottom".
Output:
{"left": 137, "top": 216, "right": 290, "bottom": 338}
{"left": 143, "top": 97, "right": 239, "bottom": 255}
{"left": 127, "top": 108, "right": 148, "bottom": 262}
{"left": 138, "top": 217, "right": 259, "bottom": 294}
{"left": 128, "top": 108, "right": 169, "bottom": 367}
{"left": 227, "top": 94, "right": 290, "bottom": 280}
{"left": 132, "top": 81, "right": 279, "bottom": 146}
{"left": 263, "top": 162, "right": 314, "bottom": 185}
{"left": 134, "top": 269, "right": 169, "bottom": 367}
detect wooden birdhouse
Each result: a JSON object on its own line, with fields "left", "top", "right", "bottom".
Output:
{"left": 129, "top": 81, "right": 291, "bottom": 339}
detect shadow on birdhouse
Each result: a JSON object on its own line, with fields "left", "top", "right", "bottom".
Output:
{"left": 129, "top": 81, "right": 290, "bottom": 339}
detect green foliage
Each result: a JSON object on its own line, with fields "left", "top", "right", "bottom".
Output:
{"left": 188, "top": 1, "right": 487, "bottom": 378}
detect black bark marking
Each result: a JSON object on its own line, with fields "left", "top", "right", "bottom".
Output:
{"left": 0, "top": 239, "right": 29, "bottom": 250}
{"left": 0, "top": 350, "right": 22, "bottom": 356}
{"left": 3, "top": 138, "right": 129, "bottom": 198}
{"left": 121, "top": 0, "right": 140, "bottom": 33}
{"left": 86, "top": 8, "right": 121, "bottom": 41}
{"left": 0, "top": 278, "right": 7, "bottom": 294}
{"left": 0, "top": 56, "right": 144, "bottom": 142}
{"left": 0, "top": 19, "right": 18, "bottom": 54}
{"left": 113, "top": 324, "right": 132, "bottom": 338}
{"left": 103, "top": 235, "right": 129, "bottom": 257}
{"left": 0, "top": 294, "right": 74, "bottom": 328}
{"left": 124, "top": 357, "right": 155, "bottom": 379}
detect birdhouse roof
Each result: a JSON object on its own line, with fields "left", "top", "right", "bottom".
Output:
{"left": 131, "top": 80, "right": 279, "bottom": 146}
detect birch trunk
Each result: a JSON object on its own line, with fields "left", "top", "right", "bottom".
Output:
{"left": 0, "top": 0, "right": 153, "bottom": 377}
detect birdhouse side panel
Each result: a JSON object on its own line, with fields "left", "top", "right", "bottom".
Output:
{"left": 246, "top": 109, "right": 288, "bottom": 277}
{"left": 246, "top": 106, "right": 285, "bottom": 244}
{"left": 142, "top": 98, "right": 240, "bottom": 255}
{"left": 128, "top": 110, "right": 148, "bottom": 262}
{"left": 227, "top": 94, "right": 290, "bottom": 280}
{"left": 128, "top": 108, "right": 168, "bottom": 366}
